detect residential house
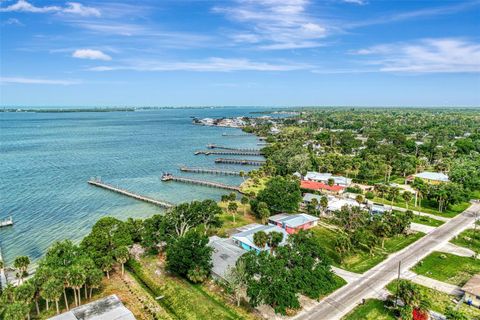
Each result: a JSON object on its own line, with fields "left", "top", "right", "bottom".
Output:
{"left": 300, "top": 180, "right": 345, "bottom": 194}
{"left": 49, "top": 295, "right": 135, "bottom": 320}
{"left": 304, "top": 172, "right": 352, "bottom": 187}
{"left": 303, "top": 193, "right": 362, "bottom": 213}
{"left": 462, "top": 274, "right": 480, "bottom": 308}
{"left": 208, "top": 236, "right": 246, "bottom": 281}
{"left": 268, "top": 213, "right": 319, "bottom": 234}
{"left": 232, "top": 223, "right": 289, "bottom": 253}
{"left": 407, "top": 171, "right": 449, "bottom": 185}
{"left": 368, "top": 202, "right": 391, "bottom": 215}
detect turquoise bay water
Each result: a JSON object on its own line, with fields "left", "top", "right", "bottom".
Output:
{"left": 0, "top": 107, "right": 265, "bottom": 265}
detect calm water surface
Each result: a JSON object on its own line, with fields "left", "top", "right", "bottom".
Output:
{"left": 0, "top": 107, "right": 266, "bottom": 265}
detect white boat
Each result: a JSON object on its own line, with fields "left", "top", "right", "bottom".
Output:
{"left": 0, "top": 216, "right": 13, "bottom": 228}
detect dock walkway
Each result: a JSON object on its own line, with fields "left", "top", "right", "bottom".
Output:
{"left": 162, "top": 174, "right": 241, "bottom": 192}
{"left": 195, "top": 150, "right": 262, "bottom": 156}
{"left": 88, "top": 179, "right": 173, "bottom": 208}
{"left": 206, "top": 144, "right": 261, "bottom": 152}
{"left": 215, "top": 158, "right": 265, "bottom": 166}
{"left": 180, "top": 166, "right": 242, "bottom": 176}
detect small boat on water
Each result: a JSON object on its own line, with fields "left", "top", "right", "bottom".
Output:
{"left": 0, "top": 216, "right": 13, "bottom": 228}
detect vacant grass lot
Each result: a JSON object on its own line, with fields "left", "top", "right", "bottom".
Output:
{"left": 412, "top": 214, "right": 444, "bottom": 227}
{"left": 451, "top": 229, "right": 480, "bottom": 253}
{"left": 373, "top": 196, "right": 470, "bottom": 218}
{"left": 128, "top": 256, "right": 260, "bottom": 320}
{"left": 342, "top": 299, "right": 396, "bottom": 320}
{"left": 387, "top": 280, "right": 480, "bottom": 319}
{"left": 413, "top": 251, "right": 480, "bottom": 286}
{"left": 311, "top": 226, "right": 425, "bottom": 273}
{"left": 239, "top": 177, "right": 269, "bottom": 196}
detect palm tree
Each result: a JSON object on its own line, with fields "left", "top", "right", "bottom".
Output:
{"left": 320, "top": 196, "right": 328, "bottom": 215}
{"left": 99, "top": 256, "right": 113, "bottom": 280}
{"left": 267, "top": 232, "right": 284, "bottom": 253}
{"left": 240, "top": 196, "right": 249, "bottom": 216}
{"left": 388, "top": 187, "right": 400, "bottom": 205}
{"left": 239, "top": 170, "right": 246, "bottom": 182}
{"left": 41, "top": 278, "right": 63, "bottom": 314}
{"left": 253, "top": 231, "right": 268, "bottom": 250}
{"left": 114, "top": 246, "right": 130, "bottom": 277}
{"left": 225, "top": 259, "right": 248, "bottom": 306}
{"left": 68, "top": 265, "right": 86, "bottom": 306}
{"left": 86, "top": 268, "right": 103, "bottom": 299}
{"left": 355, "top": 194, "right": 364, "bottom": 205}
{"left": 228, "top": 202, "right": 238, "bottom": 223}
{"left": 402, "top": 191, "right": 413, "bottom": 210}
{"left": 14, "top": 281, "right": 35, "bottom": 320}
{"left": 13, "top": 256, "right": 30, "bottom": 284}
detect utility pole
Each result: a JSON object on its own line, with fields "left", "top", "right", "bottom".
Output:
{"left": 394, "top": 260, "right": 401, "bottom": 308}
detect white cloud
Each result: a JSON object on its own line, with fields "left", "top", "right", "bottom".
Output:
{"left": 353, "top": 38, "right": 480, "bottom": 73}
{"left": 89, "top": 57, "right": 309, "bottom": 72}
{"left": 63, "top": 2, "right": 100, "bottom": 17}
{"left": 2, "top": 17, "right": 23, "bottom": 25}
{"left": 342, "top": 0, "right": 367, "bottom": 5}
{"left": 213, "top": 0, "right": 327, "bottom": 50}
{"left": 0, "top": 0, "right": 100, "bottom": 17}
{"left": 72, "top": 49, "right": 111, "bottom": 61}
{"left": 0, "top": 76, "right": 80, "bottom": 85}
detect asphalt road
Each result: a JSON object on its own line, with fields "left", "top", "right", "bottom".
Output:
{"left": 296, "top": 203, "right": 479, "bottom": 320}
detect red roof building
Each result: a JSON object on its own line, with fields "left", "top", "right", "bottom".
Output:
{"left": 300, "top": 180, "right": 345, "bottom": 194}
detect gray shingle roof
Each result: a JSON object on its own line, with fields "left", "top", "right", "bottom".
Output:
{"left": 208, "top": 236, "right": 246, "bottom": 281}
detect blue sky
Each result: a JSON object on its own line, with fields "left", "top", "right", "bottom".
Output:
{"left": 1, "top": 0, "right": 479, "bottom": 107}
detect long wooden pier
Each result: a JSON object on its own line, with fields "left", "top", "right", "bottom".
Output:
{"left": 162, "top": 174, "right": 241, "bottom": 192}
{"left": 88, "top": 179, "right": 173, "bottom": 208}
{"left": 215, "top": 158, "right": 265, "bottom": 166}
{"left": 195, "top": 150, "right": 262, "bottom": 156}
{"left": 222, "top": 133, "right": 251, "bottom": 137}
{"left": 206, "top": 144, "right": 261, "bottom": 152}
{"left": 180, "top": 166, "right": 242, "bottom": 176}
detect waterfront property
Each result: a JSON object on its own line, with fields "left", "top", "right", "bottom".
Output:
{"left": 48, "top": 294, "right": 135, "bottom": 320}
{"left": 208, "top": 236, "right": 246, "bottom": 281}
{"left": 407, "top": 171, "right": 450, "bottom": 184}
{"left": 231, "top": 223, "right": 289, "bottom": 253}
{"left": 300, "top": 180, "right": 345, "bottom": 194}
{"left": 304, "top": 172, "right": 352, "bottom": 187}
{"left": 268, "top": 213, "right": 319, "bottom": 234}
{"left": 462, "top": 274, "right": 480, "bottom": 307}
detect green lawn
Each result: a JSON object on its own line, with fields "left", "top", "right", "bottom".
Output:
{"left": 413, "top": 251, "right": 480, "bottom": 286}
{"left": 412, "top": 214, "right": 444, "bottom": 227}
{"left": 239, "top": 177, "right": 269, "bottom": 196}
{"left": 311, "top": 226, "right": 424, "bottom": 273}
{"left": 128, "top": 256, "right": 259, "bottom": 320}
{"left": 451, "top": 229, "right": 480, "bottom": 254}
{"left": 216, "top": 202, "right": 259, "bottom": 237}
{"left": 387, "top": 280, "right": 480, "bottom": 319}
{"left": 373, "top": 196, "right": 470, "bottom": 218}
{"left": 342, "top": 299, "right": 395, "bottom": 320}
{"left": 471, "top": 189, "right": 480, "bottom": 200}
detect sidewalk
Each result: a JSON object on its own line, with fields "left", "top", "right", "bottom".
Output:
{"left": 402, "top": 270, "right": 463, "bottom": 296}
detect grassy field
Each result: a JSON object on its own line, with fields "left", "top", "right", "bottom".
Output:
{"left": 128, "top": 256, "right": 260, "bottom": 320}
{"left": 451, "top": 229, "right": 480, "bottom": 253}
{"left": 239, "top": 177, "right": 269, "bottom": 196}
{"left": 311, "top": 226, "right": 424, "bottom": 273}
{"left": 413, "top": 251, "right": 480, "bottom": 286}
{"left": 342, "top": 299, "right": 396, "bottom": 320}
{"left": 372, "top": 196, "right": 470, "bottom": 218}
{"left": 387, "top": 280, "right": 480, "bottom": 319}
{"left": 216, "top": 201, "right": 259, "bottom": 236}
{"left": 471, "top": 189, "right": 480, "bottom": 199}
{"left": 412, "top": 214, "right": 444, "bottom": 227}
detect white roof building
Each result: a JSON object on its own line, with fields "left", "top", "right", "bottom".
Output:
{"left": 232, "top": 223, "right": 289, "bottom": 252}
{"left": 303, "top": 193, "right": 362, "bottom": 212}
{"left": 413, "top": 172, "right": 449, "bottom": 183}
{"left": 48, "top": 295, "right": 135, "bottom": 320}
{"left": 304, "top": 172, "right": 352, "bottom": 187}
